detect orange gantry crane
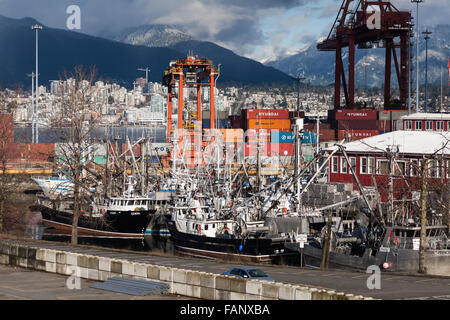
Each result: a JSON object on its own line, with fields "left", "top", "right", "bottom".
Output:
{"left": 162, "top": 56, "right": 219, "bottom": 141}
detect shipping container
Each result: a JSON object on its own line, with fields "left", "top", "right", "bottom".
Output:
{"left": 245, "top": 109, "right": 289, "bottom": 120}
{"left": 271, "top": 143, "right": 294, "bottom": 156}
{"left": 244, "top": 143, "right": 272, "bottom": 157}
{"left": 205, "top": 128, "right": 244, "bottom": 143}
{"left": 301, "top": 132, "right": 317, "bottom": 144}
{"left": 289, "top": 111, "right": 305, "bottom": 119}
{"left": 337, "top": 119, "right": 378, "bottom": 130}
{"left": 150, "top": 143, "right": 171, "bottom": 156}
{"left": 202, "top": 119, "right": 231, "bottom": 129}
{"left": 271, "top": 131, "right": 294, "bottom": 143}
{"left": 247, "top": 119, "right": 291, "bottom": 130}
{"left": 313, "top": 129, "right": 336, "bottom": 142}
{"left": 246, "top": 129, "right": 271, "bottom": 143}
{"left": 327, "top": 109, "right": 336, "bottom": 122}
{"left": 303, "top": 122, "right": 331, "bottom": 131}
{"left": 202, "top": 128, "right": 243, "bottom": 143}
{"left": 338, "top": 130, "right": 379, "bottom": 142}
{"left": 229, "top": 115, "right": 242, "bottom": 129}
{"left": 335, "top": 109, "right": 377, "bottom": 120}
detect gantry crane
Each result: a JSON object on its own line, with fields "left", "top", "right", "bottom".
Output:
{"left": 318, "top": 0, "right": 412, "bottom": 110}
{"left": 162, "top": 56, "right": 219, "bottom": 141}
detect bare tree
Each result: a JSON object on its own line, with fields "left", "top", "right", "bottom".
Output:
{"left": 0, "top": 89, "right": 20, "bottom": 233}
{"left": 47, "top": 65, "right": 102, "bottom": 244}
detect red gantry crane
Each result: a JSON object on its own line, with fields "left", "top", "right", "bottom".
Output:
{"left": 318, "top": 0, "right": 412, "bottom": 110}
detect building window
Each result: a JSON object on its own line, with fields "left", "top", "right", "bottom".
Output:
{"left": 350, "top": 157, "right": 356, "bottom": 173}
{"left": 331, "top": 156, "right": 338, "bottom": 173}
{"left": 410, "top": 159, "right": 419, "bottom": 177}
{"left": 415, "top": 121, "right": 422, "bottom": 130}
{"left": 438, "top": 160, "right": 444, "bottom": 178}
{"left": 404, "top": 120, "right": 412, "bottom": 130}
{"left": 340, "top": 157, "right": 347, "bottom": 174}
{"left": 428, "top": 160, "right": 438, "bottom": 178}
{"left": 447, "top": 160, "right": 450, "bottom": 178}
{"left": 368, "top": 157, "right": 375, "bottom": 174}
{"left": 360, "top": 157, "right": 368, "bottom": 174}
{"left": 376, "top": 160, "right": 389, "bottom": 175}
{"left": 394, "top": 161, "right": 406, "bottom": 176}
{"left": 426, "top": 121, "right": 433, "bottom": 131}
{"left": 436, "top": 121, "right": 444, "bottom": 131}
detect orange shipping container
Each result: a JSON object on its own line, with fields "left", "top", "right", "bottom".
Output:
{"left": 220, "top": 129, "right": 244, "bottom": 143}
{"left": 247, "top": 119, "right": 291, "bottom": 130}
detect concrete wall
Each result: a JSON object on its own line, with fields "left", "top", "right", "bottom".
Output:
{"left": 0, "top": 242, "right": 373, "bottom": 300}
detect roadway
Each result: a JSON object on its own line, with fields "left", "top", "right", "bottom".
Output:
{"left": 1, "top": 238, "right": 449, "bottom": 300}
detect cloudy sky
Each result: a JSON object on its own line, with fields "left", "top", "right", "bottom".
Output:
{"left": 0, "top": 0, "right": 448, "bottom": 62}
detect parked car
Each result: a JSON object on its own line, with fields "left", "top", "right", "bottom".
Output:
{"left": 222, "top": 266, "right": 274, "bottom": 282}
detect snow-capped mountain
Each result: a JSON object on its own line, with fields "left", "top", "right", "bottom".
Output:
{"left": 112, "top": 24, "right": 193, "bottom": 48}
{"left": 266, "top": 24, "right": 450, "bottom": 87}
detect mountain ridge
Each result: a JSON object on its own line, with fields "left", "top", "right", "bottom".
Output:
{"left": 0, "top": 16, "right": 292, "bottom": 89}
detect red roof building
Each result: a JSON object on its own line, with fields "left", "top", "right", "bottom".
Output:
{"left": 326, "top": 131, "right": 450, "bottom": 202}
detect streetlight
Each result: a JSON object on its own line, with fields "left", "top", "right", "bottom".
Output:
{"left": 422, "top": 29, "right": 432, "bottom": 113}
{"left": 411, "top": 0, "right": 424, "bottom": 113}
{"left": 32, "top": 24, "right": 43, "bottom": 144}
{"left": 27, "top": 73, "right": 35, "bottom": 142}
{"left": 291, "top": 75, "right": 305, "bottom": 112}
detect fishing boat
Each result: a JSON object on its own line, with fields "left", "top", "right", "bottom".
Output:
{"left": 164, "top": 193, "right": 297, "bottom": 263}
{"left": 31, "top": 175, "right": 174, "bottom": 238}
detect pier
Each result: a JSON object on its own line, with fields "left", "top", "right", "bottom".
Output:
{"left": 1, "top": 237, "right": 449, "bottom": 300}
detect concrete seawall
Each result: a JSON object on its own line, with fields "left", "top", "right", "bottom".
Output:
{"left": 0, "top": 240, "right": 374, "bottom": 300}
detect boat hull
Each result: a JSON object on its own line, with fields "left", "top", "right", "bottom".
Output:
{"left": 286, "top": 242, "right": 450, "bottom": 275}
{"left": 166, "top": 220, "right": 297, "bottom": 263}
{"left": 32, "top": 204, "right": 153, "bottom": 239}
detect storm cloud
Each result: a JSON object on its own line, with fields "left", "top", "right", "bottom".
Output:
{"left": 0, "top": 0, "right": 447, "bottom": 61}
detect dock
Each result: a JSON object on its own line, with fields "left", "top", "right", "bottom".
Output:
{"left": 0, "top": 237, "right": 372, "bottom": 300}
{"left": 1, "top": 237, "right": 450, "bottom": 300}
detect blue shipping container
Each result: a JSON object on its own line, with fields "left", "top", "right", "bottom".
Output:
{"left": 301, "top": 132, "right": 317, "bottom": 144}
{"left": 202, "top": 119, "right": 231, "bottom": 129}
{"left": 271, "top": 131, "right": 294, "bottom": 143}
{"left": 271, "top": 131, "right": 318, "bottom": 143}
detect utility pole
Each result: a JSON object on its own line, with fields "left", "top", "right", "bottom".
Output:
{"left": 32, "top": 24, "right": 43, "bottom": 144}
{"left": 423, "top": 29, "right": 432, "bottom": 113}
{"left": 291, "top": 76, "right": 305, "bottom": 112}
{"left": 419, "top": 158, "right": 428, "bottom": 274}
{"left": 440, "top": 62, "right": 443, "bottom": 111}
{"left": 411, "top": 0, "right": 424, "bottom": 112}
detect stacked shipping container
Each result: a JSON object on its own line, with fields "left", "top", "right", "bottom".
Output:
{"left": 331, "top": 109, "right": 380, "bottom": 142}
